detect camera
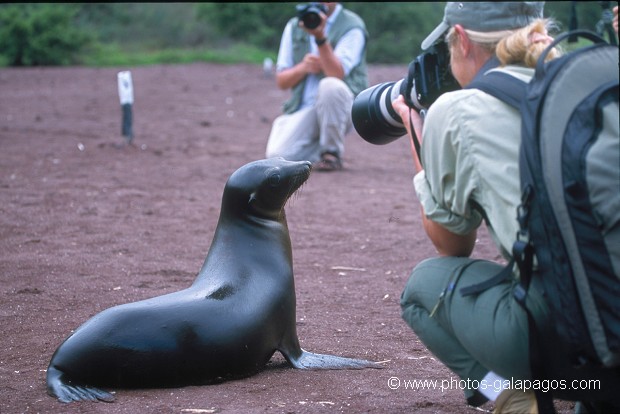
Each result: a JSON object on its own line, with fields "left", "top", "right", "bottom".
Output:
{"left": 351, "top": 41, "right": 459, "bottom": 145}
{"left": 296, "top": 3, "right": 328, "bottom": 30}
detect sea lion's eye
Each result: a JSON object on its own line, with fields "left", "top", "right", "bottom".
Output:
{"left": 265, "top": 167, "right": 281, "bottom": 187}
{"left": 268, "top": 174, "right": 281, "bottom": 187}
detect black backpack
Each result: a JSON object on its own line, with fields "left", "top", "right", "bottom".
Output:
{"left": 463, "top": 30, "right": 619, "bottom": 411}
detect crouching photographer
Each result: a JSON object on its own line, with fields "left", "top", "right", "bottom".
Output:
{"left": 265, "top": 2, "right": 368, "bottom": 172}
{"left": 379, "top": 2, "right": 620, "bottom": 413}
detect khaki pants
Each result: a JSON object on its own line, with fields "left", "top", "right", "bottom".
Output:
{"left": 400, "top": 256, "right": 620, "bottom": 405}
{"left": 400, "top": 257, "right": 533, "bottom": 401}
{"left": 266, "top": 77, "right": 354, "bottom": 163}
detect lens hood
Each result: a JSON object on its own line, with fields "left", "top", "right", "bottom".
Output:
{"left": 351, "top": 82, "right": 406, "bottom": 145}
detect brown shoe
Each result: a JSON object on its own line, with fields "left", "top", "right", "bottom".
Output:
{"left": 493, "top": 389, "right": 538, "bottom": 414}
{"left": 314, "top": 152, "right": 342, "bottom": 172}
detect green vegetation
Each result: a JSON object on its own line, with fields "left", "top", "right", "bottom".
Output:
{"left": 0, "top": 2, "right": 615, "bottom": 67}
{"left": 81, "top": 42, "right": 275, "bottom": 67}
{"left": 0, "top": 4, "right": 91, "bottom": 66}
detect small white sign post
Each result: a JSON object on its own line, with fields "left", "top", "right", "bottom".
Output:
{"left": 117, "top": 71, "right": 134, "bottom": 145}
{"left": 263, "top": 57, "right": 273, "bottom": 78}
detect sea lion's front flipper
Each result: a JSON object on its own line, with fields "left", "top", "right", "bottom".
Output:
{"left": 281, "top": 348, "right": 383, "bottom": 370}
{"left": 47, "top": 366, "right": 115, "bottom": 403}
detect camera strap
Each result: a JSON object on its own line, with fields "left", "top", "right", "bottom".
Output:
{"left": 409, "top": 111, "right": 424, "bottom": 167}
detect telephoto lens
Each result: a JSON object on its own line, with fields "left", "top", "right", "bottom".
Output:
{"left": 351, "top": 80, "right": 407, "bottom": 145}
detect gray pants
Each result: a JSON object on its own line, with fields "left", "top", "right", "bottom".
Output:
{"left": 400, "top": 257, "right": 535, "bottom": 401}
{"left": 265, "top": 77, "right": 354, "bottom": 163}
{"left": 400, "top": 256, "right": 620, "bottom": 404}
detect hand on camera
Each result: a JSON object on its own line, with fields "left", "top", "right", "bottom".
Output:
{"left": 301, "top": 54, "right": 322, "bottom": 75}
{"left": 393, "top": 95, "right": 425, "bottom": 170}
{"left": 393, "top": 95, "right": 424, "bottom": 139}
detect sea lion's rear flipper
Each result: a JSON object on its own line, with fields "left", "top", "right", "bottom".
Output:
{"left": 282, "top": 348, "right": 383, "bottom": 370}
{"left": 47, "top": 366, "right": 115, "bottom": 403}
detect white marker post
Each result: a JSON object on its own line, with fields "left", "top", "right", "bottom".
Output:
{"left": 117, "top": 71, "right": 134, "bottom": 145}
{"left": 263, "top": 57, "right": 273, "bottom": 78}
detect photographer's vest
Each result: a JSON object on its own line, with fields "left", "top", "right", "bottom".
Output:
{"left": 283, "top": 9, "right": 368, "bottom": 114}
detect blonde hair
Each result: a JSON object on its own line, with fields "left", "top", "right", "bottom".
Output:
{"left": 496, "top": 19, "right": 561, "bottom": 67}
{"left": 446, "top": 19, "right": 562, "bottom": 68}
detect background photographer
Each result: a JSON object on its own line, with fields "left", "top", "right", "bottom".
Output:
{"left": 265, "top": 2, "right": 368, "bottom": 171}
{"left": 393, "top": 2, "right": 619, "bottom": 412}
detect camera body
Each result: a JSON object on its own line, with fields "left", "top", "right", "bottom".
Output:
{"left": 352, "top": 41, "right": 459, "bottom": 145}
{"left": 296, "top": 2, "right": 328, "bottom": 30}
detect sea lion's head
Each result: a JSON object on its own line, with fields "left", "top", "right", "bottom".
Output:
{"left": 223, "top": 158, "right": 312, "bottom": 219}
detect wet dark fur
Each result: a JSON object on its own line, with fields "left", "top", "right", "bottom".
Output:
{"left": 46, "top": 158, "right": 380, "bottom": 403}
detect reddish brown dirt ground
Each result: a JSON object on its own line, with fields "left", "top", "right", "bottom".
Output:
{"left": 0, "top": 64, "right": 575, "bottom": 413}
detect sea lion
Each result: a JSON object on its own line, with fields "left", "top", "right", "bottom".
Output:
{"left": 46, "top": 158, "right": 380, "bottom": 403}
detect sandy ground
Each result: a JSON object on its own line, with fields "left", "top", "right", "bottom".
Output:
{"left": 0, "top": 63, "right": 575, "bottom": 413}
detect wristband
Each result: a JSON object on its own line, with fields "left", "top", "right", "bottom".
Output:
{"left": 315, "top": 37, "right": 328, "bottom": 47}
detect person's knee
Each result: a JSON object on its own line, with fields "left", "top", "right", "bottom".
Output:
{"left": 265, "top": 146, "right": 281, "bottom": 159}
{"left": 317, "top": 77, "right": 350, "bottom": 101}
{"left": 265, "top": 149, "right": 300, "bottom": 162}
{"left": 400, "top": 258, "right": 441, "bottom": 318}
{"left": 401, "top": 258, "right": 443, "bottom": 300}
{"left": 400, "top": 256, "right": 473, "bottom": 322}
{"left": 265, "top": 140, "right": 283, "bottom": 159}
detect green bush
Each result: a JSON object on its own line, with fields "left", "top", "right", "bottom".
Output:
{"left": 0, "top": 4, "right": 91, "bottom": 66}
{"left": 194, "top": 3, "right": 444, "bottom": 64}
{"left": 347, "top": 2, "right": 444, "bottom": 63}
{"left": 196, "top": 3, "right": 291, "bottom": 51}
{"left": 0, "top": 2, "right": 613, "bottom": 67}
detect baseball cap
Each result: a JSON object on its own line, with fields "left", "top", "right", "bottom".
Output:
{"left": 421, "top": 2, "right": 545, "bottom": 50}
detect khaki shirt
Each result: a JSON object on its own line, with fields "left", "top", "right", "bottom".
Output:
{"left": 414, "top": 65, "right": 534, "bottom": 260}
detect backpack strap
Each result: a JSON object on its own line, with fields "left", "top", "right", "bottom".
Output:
{"left": 459, "top": 259, "right": 514, "bottom": 296}
{"left": 466, "top": 70, "right": 527, "bottom": 109}
{"left": 464, "top": 71, "right": 557, "bottom": 413}
{"left": 513, "top": 193, "right": 556, "bottom": 414}
{"left": 459, "top": 70, "right": 527, "bottom": 298}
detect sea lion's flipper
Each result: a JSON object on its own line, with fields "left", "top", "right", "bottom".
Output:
{"left": 282, "top": 348, "right": 383, "bottom": 370}
{"left": 47, "top": 366, "right": 115, "bottom": 403}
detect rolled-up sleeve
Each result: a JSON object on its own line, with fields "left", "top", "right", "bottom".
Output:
{"left": 413, "top": 93, "right": 483, "bottom": 235}
{"left": 276, "top": 20, "right": 295, "bottom": 72}
{"left": 333, "top": 28, "right": 365, "bottom": 76}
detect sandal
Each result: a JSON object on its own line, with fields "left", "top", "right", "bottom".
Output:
{"left": 314, "top": 152, "right": 343, "bottom": 172}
